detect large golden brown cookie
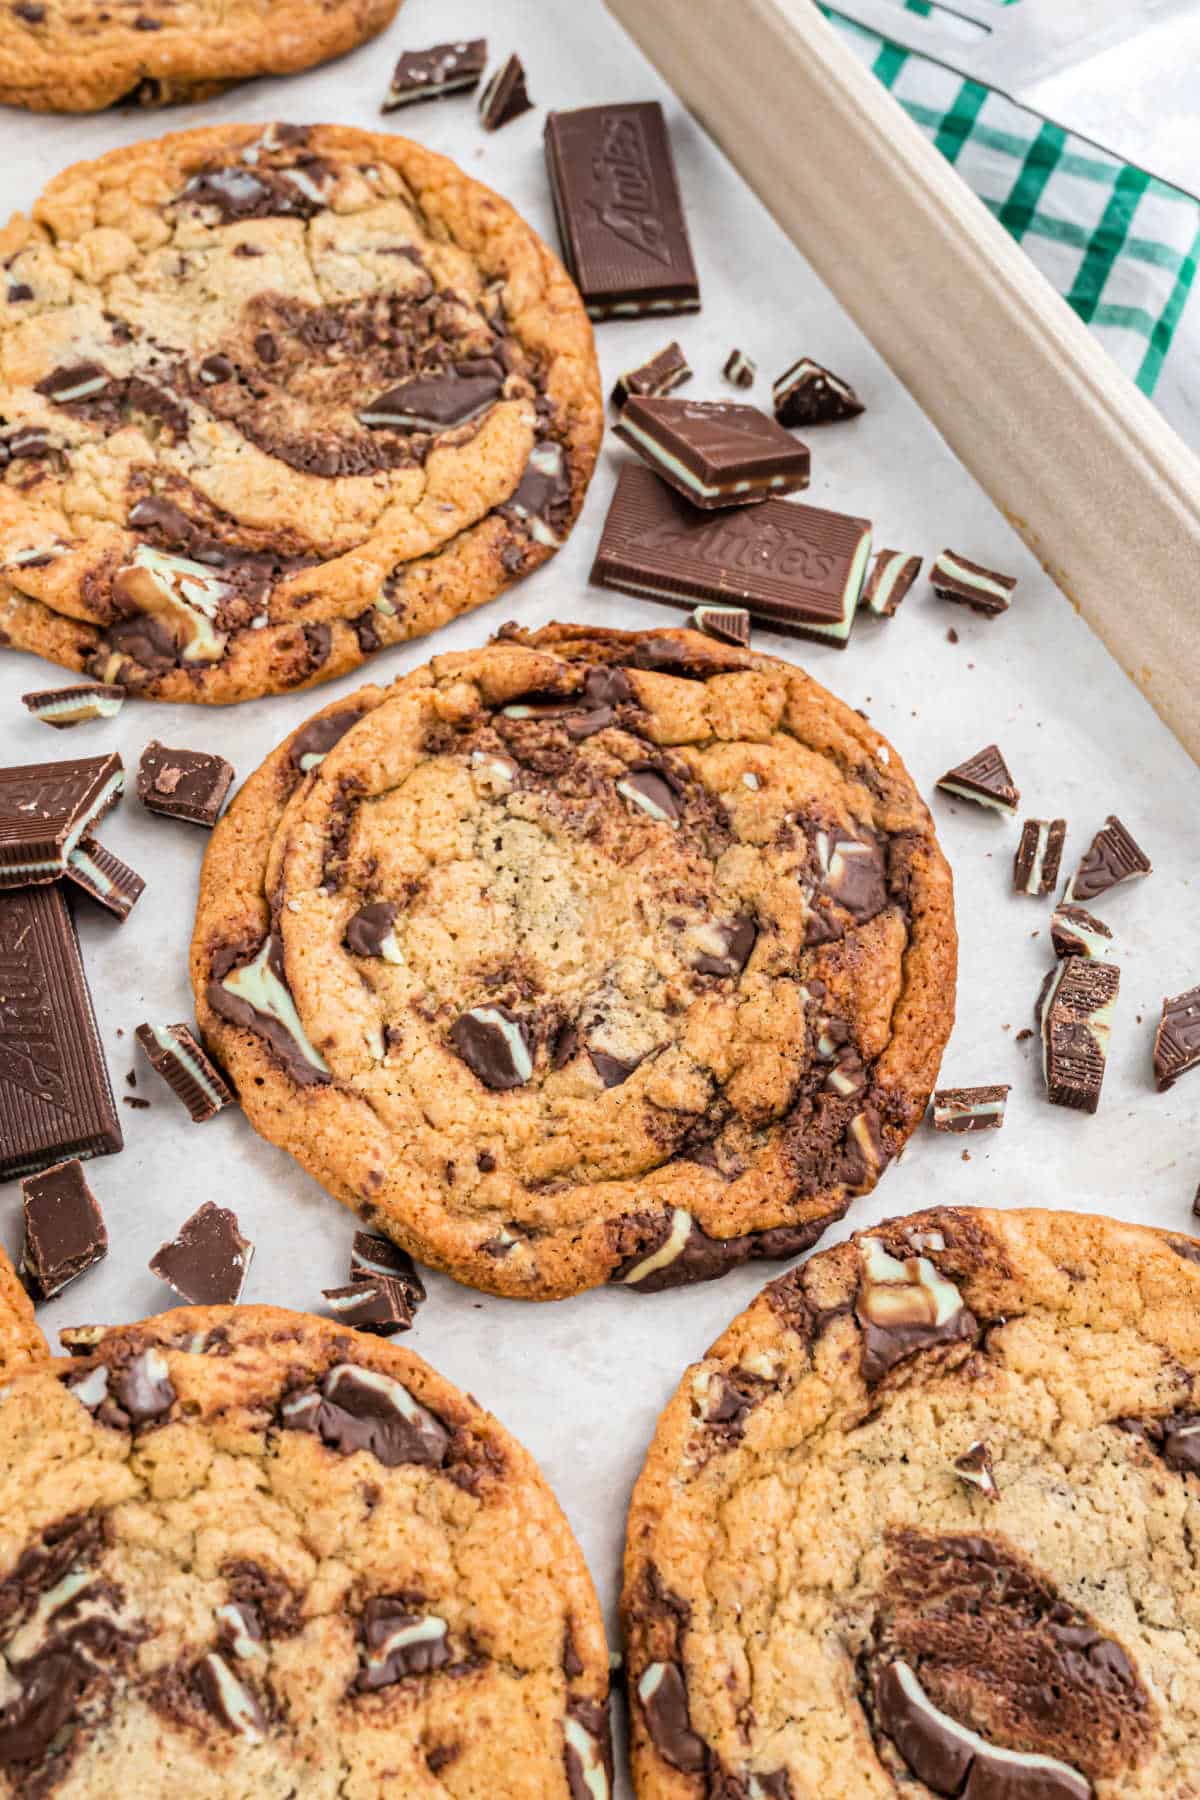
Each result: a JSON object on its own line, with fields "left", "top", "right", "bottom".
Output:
{"left": 191, "top": 623, "right": 956, "bottom": 1300}
{"left": 0, "top": 125, "right": 601, "bottom": 701}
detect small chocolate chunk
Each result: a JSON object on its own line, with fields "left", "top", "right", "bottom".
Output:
{"left": 0, "top": 751, "right": 124, "bottom": 887}
{"left": 1038, "top": 957, "right": 1120, "bottom": 1113}
{"left": 66, "top": 837, "right": 144, "bottom": 921}
{"left": 861, "top": 549, "right": 922, "bottom": 618}
{"left": 1153, "top": 986, "right": 1200, "bottom": 1091}
{"left": 322, "top": 1280, "right": 418, "bottom": 1335}
{"left": 383, "top": 38, "right": 487, "bottom": 109}
{"left": 773, "top": 356, "right": 864, "bottom": 427}
{"left": 281, "top": 1362, "right": 450, "bottom": 1467}
{"left": 690, "top": 604, "right": 750, "bottom": 646}
{"left": 1050, "top": 904, "right": 1113, "bottom": 960}
{"left": 135, "top": 1021, "right": 234, "bottom": 1121}
{"left": 194, "top": 1652, "right": 265, "bottom": 1740}
{"left": 37, "top": 360, "right": 111, "bottom": 406}
{"left": 544, "top": 103, "right": 700, "bottom": 319}
{"left": 504, "top": 440, "right": 572, "bottom": 543}
{"left": 722, "top": 349, "right": 755, "bottom": 389}
{"left": 21, "top": 684, "right": 125, "bottom": 729}
{"left": 856, "top": 1236, "right": 976, "bottom": 1383}
{"left": 930, "top": 1085, "right": 1009, "bottom": 1133}
{"left": 288, "top": 709, "right": 359, "bottom": 774}
{"left": 150, "top": 1201, "right": 254, "bottom": 1305}
{"left": 930, "top": 549, "right": 1017, "bottom": 616}
{"left": 198, "top": 353, "right": 234, "bottom": 384}
{"left": 636, "top": 1661, "right": 707, "bottom": 1774}
{"left": 449, "top": 1006, "right": 534, "bottom": 1089}
{"left": 344, "top": 901, "right": 402, "bottom": 961}
{"left": 690, "top": 915, "right": 756, "bottom": 977}
{"left": 359, "top": 371, "right": 502, "bottom": 431}
{"left": 21, "top": 1159, "right": 108, "bottom": 1298}
{"left": 937, "top": 745, "right": 1019, "bottom": 815}
{"left": 617, "top": 766, "right": 680, "bottom": 825}
{"left": 952, "top": 1440, "right": 999, "bottom": 1499}
{"left": 137, "top": 740, "right": 234, "bottom": 827}
{"left": 478, "top": 53, "right": 532, "bottom": 130}
{"left": 1013, "top": 818, "right": 1066, "bottom": 895}
{"left": 349, "top": 1232, "right": 427, "bottom": 1319}
{"left": 611, "top": 341, "right": 691, "bottom": 408}
{"left": 207, "top": 936, "right": 331, "bottom": 1086}
{"left": 615, "top": 396, "right": 810, "bottom": 509}
{"left": 589, "top": 1048, "right": 647, "bottom": 1088}
{"left": 1063, "top": 815, "right": 1151, "bottom": 903}
{"left": 564, "top": 1698, "right": 614, "bottom": 1800}
{"left": 359, "top": 1599, "right": 450, "bottom": 1687}
{"left": 113, "top": 1345, "right": 176, "bottom": 1422}
{"left": 590, "top": 463, "right": 871, "bottom": 647}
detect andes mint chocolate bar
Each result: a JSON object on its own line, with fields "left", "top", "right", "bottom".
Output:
{"left": 150, "top": 1201, "right": 253, "bottom": 1305}
{"left": 1063, "top": 814, "right": 1151, "bottom": 903}
{"left": 0, "top": 752, "right": 124, "bottom": 886}
{"left": 1154, "top": 986, "right": 1200, "bottom": 1091}
{"left": 615, "top": 397, "right": 810, "bottom": 508}
{"left": 1038, "top": 957, "right": 1120, "bottom": 1113}
{"left": 0, "top": 882, "right": 122, "bottom": 1179}
{"left": 931, "top": 1084, "right": 1009, "bottom": 1132}
{"left": 1013, "top": 818, "right": 1066, "bottom": 895}
{"left": 137, "top": 740, "right": 234, "bottom": 827}
{"left": 691, "top": 605, "right": 750, "bottom": 646}
{"left": 20, "top": 1157, "right": 108, "bottom": 1298}
{"left": 66, "top": 836, "right": 144, "bottom": 921}
{"left": 590, "top": 463, "right": 871, "bottom": 646}
{"left": 860, "top": 549, "right": 921, "bottom": 618}
{"left": 350, "top": 1231, "right": 427, "bottom": 1311}
{"left": 936, "top": 744, "right": 1019, "bottom": 814}
{"left": 544, "top": 102, "right": 700, "bottom": 319}
{"left": 611, "top": 341, "right": 691, "bottom": 408}
{"left": 930, "top": 549, "right": 1016, "bottom": 615}
{"left": 322, "top": 1279, "right": 417, "bottom": 1334}
{"left": 722, "top": 349, "right": 755, "bottom": 389}
{"left": 382, "top": 38, "right": 486, "bottom": 110}
{"left": 478, "top": 52, "right": 531, "bottom": 130}
{"left": 772, "top": 357, "right": 863, "bottom": 427}
{"left": 22, "top": 683, "right": 125, "bottom": 728}
{"left": 135, "top": 1021, "right": 234, "bottom": 1121}
{"left": 1050, "top": 903, "right": 1113, "bottom": 960}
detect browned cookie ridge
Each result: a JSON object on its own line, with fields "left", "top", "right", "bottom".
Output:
{"left": 623, "top": 1207, "right": 1200, "bottom": 1797}
{"left": 0, "top": 125, "right": 601, "bottom": 703}
{"left": 191, "top": 624, "right": 956, "bottom": 1299}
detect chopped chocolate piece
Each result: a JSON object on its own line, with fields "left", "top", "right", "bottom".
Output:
{"left": 20, "top": 1158, "right": 108, "bottom": 1298}
{"left": 478, "top": 52, "right": 532, "bottom": 130}
{"left": 194, "top": 1652, "right": 265, "bottom": 1740}
{"left": 449, "top": 1006, "right": 534, "bottom": 1089}
{"left": 636, "top": 1662, "right": 707, "bottom": 1774}
{"left": 281, "top": 1362, "right": 449, "bottom": 1467}
{"left": 359, "top": 1599, "right": 451, "bottom": 1688}
{"left": 21, "top": 684, "right": 125, "bottom": 729}
{"left": 617, "top": 766, "right": 679, "bottom": 824}
{"left": 0, "top": 752, "right": 124, "bottom": 887}
{"left": 589, "top": 1047, "right": 646, "bottom": 1088}
{"left": 861, "top": 549, "right": 922, "bottom": 618}
{"left": 952, "top": 1439, "right": 999, "bottom": 1499}
{"left": 382, "top": 38, "right": 487, "bottom": 110}
{"left": 137, "top": 741, "right": 234, "bottom": 827}
{"left": 149, "top": 1201, "right": 253, "bottom": 1305}
{"left": 591, "top": 463, "right": 871, "bottom": 647}
{"left": 134, "top": 1021, "right": 234, "bottom": 1122}
{"left": 1013, "top": 818, "right": 1066, "bottom": 895}
{"left": 856, "top": 1236, "right": 976, "bottom": 1383}
{"left": 1063, "top": 814, "right": 1151, "bottom": 903}
{"left": 1050, "top": 903, "right": 1113, "bottom": 960}
{"left": 615, "top": 396, "right": 810, "bottom": 508}
{"left": 611, "top": 341, "right": 691, "bottom": 408}
{"left": 930, "top": 1084, "right": 1009, "bottom": 1133}
{"left": 0, "top": 882, "right": 123, "bottom": 1180}
{"left": 65, "top": 836, "right": 144, "bottom": 921}
{"left": 722, "top": 348, "right": 755, "bottom": 388}
{"left": 114, "top": 1345, "right": 175, "bottom": 1422}
{"left": 691, "top": 604, "right": 750, "bottom": 646}
{"left": 344, "top": 901, "right": 402, "bottom": 961}
{"left": 936, "top": 744, "right": 1019, "bottom": 815}
{"left": 544, "top": 103, "right": 700, "bottom": 319}
{"left": 359, "top": 371, "right": 502, "bottom": 431}
{"left": 690, "top": 915, "right": 756, "bottom": 977}
{"left": 349, "top": 1231, "right": 426, "bottom": 1319}
{"left": 1153, "top": 986, "right": 1200, "bottom": 1091}
{"left": 1038, "top": 957, "right": 1120, "bottom": 1113}
{"left": 772, "top": 356, "right": 864, "bottom": 427}
{"left": 930, "top": 549, "right": 1017, "bottom": 616}
{"left": 289, "top": 710, "right": 358, "bottom": 774}
{"left": 208, "top": 936, "right": 330, "bottom": 1085}
{"left": 322, "top": 1280, "right": 417, "bottom": 1334}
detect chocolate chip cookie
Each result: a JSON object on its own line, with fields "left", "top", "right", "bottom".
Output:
{"left": 0, "top": 125, "right": 600, "bottom": 703}
{"left": 0, "top": 0, "right": 398, "bottom": 112}
{"left": 0, "top": 1304, "right": 611, "bottom": 1792}
{"left": 623, "top": 1206, "right": 1200, "bottom": 1797}
{"left": 191, "top": 622, "right": 956, "bottom": 1299}
{"left": 0, "top": 1241, "right": 46, "bottom": 1376}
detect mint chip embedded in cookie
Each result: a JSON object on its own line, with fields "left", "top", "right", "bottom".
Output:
{"left": 449, "top": 1007, "right": 534, "bottom": 1090}
{"left": 282, "top": 1363, "right": 450, "bottom": 1468}
{"left": 358, "top": 1600, "right": 450, "bottom": 1688}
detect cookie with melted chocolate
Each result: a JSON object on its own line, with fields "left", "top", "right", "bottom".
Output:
{"left": 191, "top": 622, "right": 955, "bottom": 1299}
{"left": 624, "top": 1206, "right": 1200, "bottom": 1797}
{"left": 0, "top": 125, "right": 600, "bottom": 702}
{"left": 0, "top": 1306, "right": 611, "bottom": 1792}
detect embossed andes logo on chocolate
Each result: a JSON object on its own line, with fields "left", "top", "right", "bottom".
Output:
{"left": 281, "top": 1363, "right": 450, "bottom": 1468}
{"left": 357, "top": 1598, "right": 451, "bottom": 1690}
{"left": 855, "top": 1237, "right": 978, "bottom": 1383}
{"left": 0, "top": 892, "right": 69, "bottom": 1108}
{"left": 589, "top": 112, "right": 674, "bottom": 266}
{"left": 633, "top": 510, "right": 840, "bottom": 588}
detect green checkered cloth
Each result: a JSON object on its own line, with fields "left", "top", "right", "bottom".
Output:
{"left": 821, "top": 6, "right": 1200, "bottom": 404}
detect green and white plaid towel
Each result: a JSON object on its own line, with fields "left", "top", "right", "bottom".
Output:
{"left": 821, "top": 5, "right": 1200, "bottom": 442}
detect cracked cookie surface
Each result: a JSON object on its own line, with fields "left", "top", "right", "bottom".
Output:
{"left": 0, "top": 125, "right": 600, "bottom": 702}
{"left": 0, "top": 1304, "right": 611, "bottom": 1794}
{"left": 0, "top": 0, "right": 399, "bottom": 113}
{"left": 623, "top": 1206, "right": 1200, "bottom": 1797}
{"left": 190, "top": 623, "right": 955, "bottom": 1300}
